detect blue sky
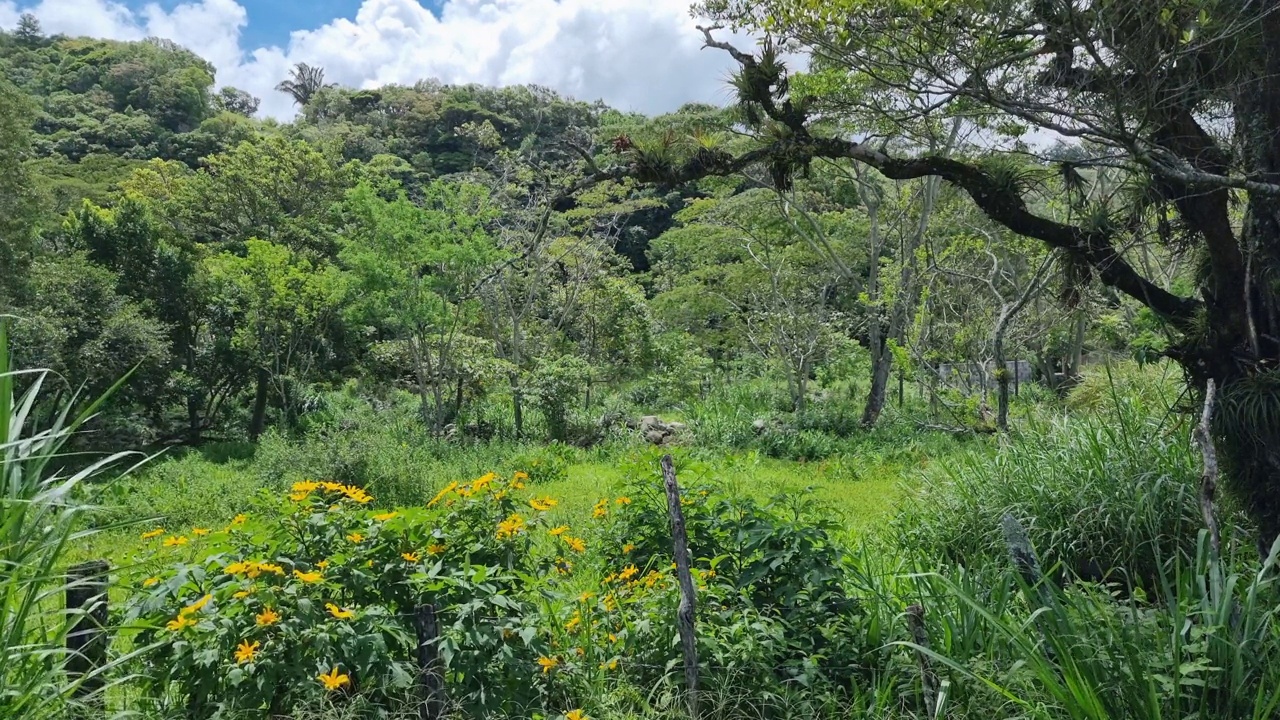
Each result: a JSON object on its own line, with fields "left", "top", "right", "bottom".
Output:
{"left": 0, "top": 0, "right": 742, "bottom": 119}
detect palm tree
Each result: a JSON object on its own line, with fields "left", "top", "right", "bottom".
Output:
{"left": 275, "top": 63, "right": 332, "bottom": 107}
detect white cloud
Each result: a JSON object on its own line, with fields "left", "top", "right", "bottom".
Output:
{"left": 1, "top": 0, "right": 746, "bottom": 120}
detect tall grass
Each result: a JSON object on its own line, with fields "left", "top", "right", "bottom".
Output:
{"left": 0, "top": 318, "right": 144, "bottom": 717}
{"left": 895, "top": 395, "right": 1206, "bottom": 586}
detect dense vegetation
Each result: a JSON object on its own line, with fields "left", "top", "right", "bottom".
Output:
{"left": 3, "top": 3, "right": 1280, "bottom": 719}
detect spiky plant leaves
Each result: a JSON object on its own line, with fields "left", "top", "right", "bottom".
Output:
{"left": 1, "top": 318, "right": 150, "bottom": 718}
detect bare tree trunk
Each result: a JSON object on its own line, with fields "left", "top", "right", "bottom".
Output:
{"left": 248, "top": 367, "right": 269, "bottom": 442}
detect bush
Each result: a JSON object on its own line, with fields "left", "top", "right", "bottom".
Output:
{"left": 123, "top": 472, "right": 556, "bottom": 718}
{"left": 591, "top": 456, "right": 867, "bottom": 692}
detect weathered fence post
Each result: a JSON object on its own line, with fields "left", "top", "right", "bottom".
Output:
{"left": 905, "top": 604, "right": 942, "bottom": 719}
{"left": 661, "top": 454, "right": 699, "bottom": 720}
{"left": 413, "top": 603, "right": 445, "bottom": 720}
{"left": 1001, "top": 514, "right": 1058, "bottom": 661}
{"left": 66, "top": 560, "right": 109, "bottom": 711}
{"left": 1193, "top": 379, "right": 1222, "bottom": 563}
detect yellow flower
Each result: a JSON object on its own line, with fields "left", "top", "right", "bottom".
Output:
{"left": 618, "top": 565, "right": 639, "bottom": 582}
{"left": 471, "top": 472, "right": 497, "bottom": 493}
{"left": 402, "top": 551, "right": 420, "bottom": 562}
{"left": 548, "top": 525, "right": 570, "bottom": 537}
{"left": 529, "top": 496, "right": 558, "bottom": 512}
{"left": 163, "top": 535, "right": 189, "bottom": 547}
{"left": 373, "top": 511, "right": 398, "bottom": 522}
{"left": 496, "top": 513, "right": 526, "bottom": 540}
{"left": 142, "top": 577, "right": 159, "bottom": 588}
{"left": 565, "top": 615, "right": 581, "bottom": 631}
{"left": 234, "top": 639, "right": 260, "bottom": 664}
{"left": 347, "top": 532, "right": 364, "bottom": 543}
{"left": 322, "top": 481, "right": 345, "bottom": 492}
{"left": 538, "top": 656, "right": 559, "bottom": 674}
{"left": 141, "top": 528, "right": 165, "bottom": 540}
{"left": 592, "top": 499, "right": 608, "bottom": 519}
{"left": 326, "top": 603, "right": 355, "bottom": 620}
{"left": 427, "top": 481, "right": 459, "bottom": 508}
{"left": 564, "top": 536, "right": 586, "bottom": 553}
{"left": 603, "top": 595, "right": 617, "bottom": 612}
{"left": 567, "top": 709, "right": 588, "bottom": 720}
{"left": 427, "top": 543, "right": 446, "bottom": 555}
{"left": 294, "top": 570, "right": 323, "bottom": 583}
{"left": 342, "top": 485, "right": 373, "bottom": 504}
{"left": 615, "top": 497, "right": 631, "bottom": 505}
{"left": 601, "top": 659, "right": 618, "bottom": 671}
{"left": 191, "top": 528, "right": 210, "bottom": 536}
{"left": 292, "top": 480, "right": 320, "bottom": 494}
{"left": 184, "top": 594, "right": 212, "bottom": 615}
{"left": 318, "top": 667, "right": 350, "bottom": 691}
{"left": 255, "top": 608, "right": 280, "bottom": 626}
{"left": 577, "top": 591, "right": 595, "bottom": 602}
{"left": 288, "top": 491, "right": 309, "bottom": 502}
{"left": 257, "top": 562, "right": 285, "bottom": 576}
{"left": 231, "top": 514, "right": 247, "bottom": 525}
{"left": 317, "top": 560, "right": 329, "bottom": 570}
{"left": 622, "top": 544, "right": 636, "bottom": 554}
{"left": 165, "top": 615, "right": 195, "bottom": 632}
{"left": 232, "top": 588, "right": 253, "bottom": 599}
{"left": 513, "top": 471, "right": 529, "bottom": 481}
{"left": 608, "top": 633, "right": 618, "bottom": 643}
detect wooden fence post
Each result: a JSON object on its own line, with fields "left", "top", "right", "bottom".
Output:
{"left": 1000, "top": 514, "right": 1058, "bottom": 661}
{"left": 66, "top": 560, "right": 109, "bottom": 711}
{"left": 661, "top": 454, "right": 699, "bottom": 720}
{"left": 905, "top": 604, "right": 942, "bottom": 719}
{"left": 413, "top": 603, "right": 445, "bottom": 720}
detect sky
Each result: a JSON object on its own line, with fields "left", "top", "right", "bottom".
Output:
{"left": 0, "top": 0, "right": 748, "bottom": 120}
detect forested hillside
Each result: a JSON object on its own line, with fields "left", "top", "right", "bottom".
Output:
{"left": 0, "top": 16, "right": 1159, "bottom": 452}
{"left": 5, "top": 3, "right": 1280, "bottom": 720}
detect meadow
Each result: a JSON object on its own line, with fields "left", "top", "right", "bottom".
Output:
{"left": 12, "top": 343, "right": 1280, "bottom": 720}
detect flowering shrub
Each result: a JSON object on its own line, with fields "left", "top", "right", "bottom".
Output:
{"left": 123, "top": 473, "right": 568, "bottom": 717}
{"left": 589, "top": 460, "right": 869, "bottom": 694}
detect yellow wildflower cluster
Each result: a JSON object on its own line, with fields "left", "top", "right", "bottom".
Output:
{"left": 224, "top": 560, "right": 286, "bottom": 578}
{"left": 496, "top": 513, "right": 526, "bottom": 540}
{"left": 163, "top": 535, "right": 188, "bottom": 547}
{"left": 140, "top": 528, "right": 165, "bottom": 540}
{"left": 563, "top": 535, "right": 586, "bottom": 553}
{"left": 289, "top": 479, "right": 373, "bottom": 505}
{"left": 548, "top": 525, "right": 569, "bottom": 537}
{"left": 592, "top": 499, "right": 609, "bottom": 519}
{"left": 255, "top": 607, "right": 280, "bottom": 626}
{"left": 538, "top": 656, "right": 559, "bottom": 674}
{"left": 294, "top": 569, "right": 323, "bottom": 583}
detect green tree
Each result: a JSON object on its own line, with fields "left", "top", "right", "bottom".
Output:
{"left": 180, "top": 136, "right": 349, "bottom": 255}
{"left": 212, "top": 86, "right": 260, "bottom": 117}
{"left": 208, "top": 239, "right": 348, "bottom": 440}
{"left": 0, "top": 75, "right": 39, "bottom": 305}
{"left": 340, "top": 181, "right": 501, "bottom": 433}
{"left": 600, "top": 4, "right": 1280, "bottom": 551}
